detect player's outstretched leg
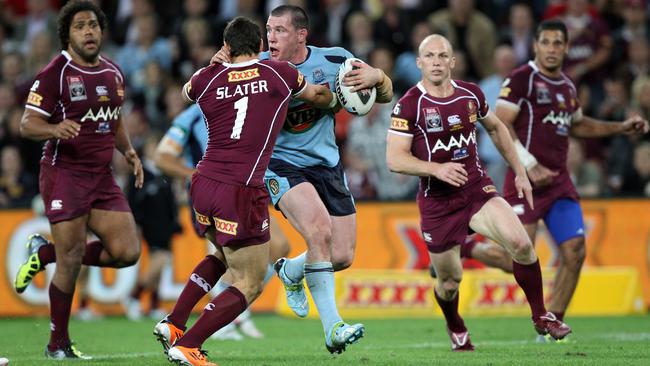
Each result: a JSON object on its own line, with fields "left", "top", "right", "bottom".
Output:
{"left": 274, "top": 256, "right": 309, "bottom": 317}
{"left": 14, "top": 234, "right": 53, "bottom": 293}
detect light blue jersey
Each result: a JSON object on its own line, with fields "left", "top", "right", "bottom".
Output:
{"left": 162, "top": 104, "right": 206, "bottom": 167}
{"left": 261, "top": 46, "right": 353, "bottom": 168}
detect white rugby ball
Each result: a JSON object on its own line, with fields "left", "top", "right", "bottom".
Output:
{"left": 335, "top": 58, "right": 377, "bottom": 116}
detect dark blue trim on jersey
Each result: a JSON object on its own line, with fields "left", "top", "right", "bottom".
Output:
{"left": 295, "top": 47, "right": 312, "bottom": 67}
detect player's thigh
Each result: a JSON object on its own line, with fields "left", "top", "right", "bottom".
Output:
{"left": 330, "top": 213, "right": 356, "bottom": 260}
{"left": 429, "top": 246, "right": 463, "bottom": 283}
{"left": 50, "top": 215, "right": 90, "bottom": 257}
{"left": 88, "top": 208, "right": 140, "bottom": 257}
{"left": 469, "top": 197, "right": 529, "bottom": 249}
{"left": 277, "top": 182, "right": 332, "bottom": 244}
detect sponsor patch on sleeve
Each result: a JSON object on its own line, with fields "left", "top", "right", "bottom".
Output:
{"left": 390, "top": 117, "right": 409, "bottom": 131}
{"left": 27, "top": 91, "right": 43, "bottom": 106}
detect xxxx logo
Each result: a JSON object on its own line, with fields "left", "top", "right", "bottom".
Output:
{"left": 227, "top": 68, "right": 260, "bottom": 82}
{"left": 215, "top": 217, "right": 238, "bottom": 235}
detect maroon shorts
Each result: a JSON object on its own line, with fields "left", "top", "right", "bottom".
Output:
{"left": 418, "top": 177, "right": 499, "bottom": 254}
{"left": 503, "top": 171, "right": 579, "bottom": 224}
{"left": 39, "top": 163, "right": 131, "bottom": 224}
{"left": 190, "top": 173, "right": 271, "bottom": 247}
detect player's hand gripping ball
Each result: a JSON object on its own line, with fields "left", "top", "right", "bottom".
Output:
{"left": 335, "top": 58, "right": 377, "bottom": 116}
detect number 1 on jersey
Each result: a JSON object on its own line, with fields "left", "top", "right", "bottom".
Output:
{"left": 231, "top": 96, "right": 248, "bottom": 139}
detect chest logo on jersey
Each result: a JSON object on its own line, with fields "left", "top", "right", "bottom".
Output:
{"left": 542, "top": 110, "right": 572, "bottom": 136}
{"left": 81, "top": 106, "right": 122, "bottom": 123}
{"left": 96, "top": 85, "right": 110, "bottom": 102}
{"left": 284, "top": 104, "right": 325, "bottom": 134}
{"left": 535, "top": 82, "right": 551, "bottom": 104}
{"left": 423, "top": 107, "right": 443, "bottom": 132}
{"left": 432, "top": 130, "right": 477, "bottom": 153}
{"left": 467, "top": 100, "right": 478, "bottom": 123}
{"left": 447, "top": 114, "right": 463, "bottom": 131}
{"left": 312, "top": 69, "right": 325, "bottom": 84}
{"left": 227, "top": 68, "right": 260, "bottom": 82}
{"left": 67, "top": 76, "right": 87, "bottom": 101}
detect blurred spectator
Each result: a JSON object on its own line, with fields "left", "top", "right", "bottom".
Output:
{"left": 164, "top": 82, "right": 186, "bottom": 125}
{"left": 478, "top": 45, "right": 517, "bottom": 192}
{"left": 1, "top": 107, "right": 42, "bottom": 176}
{"left": 0, "top": 144, "right": 38, "bottom": 208}
{"left": 0, "top": 83, "right": 17, "bottom": 123}
{"left": 345, "top": 102, "right": 419, "bottom": 201}
{"left": 132, "top": 62, "right": 168, "bottom": 133}
{"left": 567, "top": 138, "right": 604, "bottom": 198}
{"left": 615, "top": 37, "right": 649, "bottom": 87}
{"left": 499, "top": 3, "right": 535, "bottom": 66}
{"left": 177, "top": 17, "right": 217, "bottom": 80}
{"left": 12, "top": 0, "right": 57, "bottom": 54}
{"left": 374, "top": 0, "right": 413, "bottom": 55}
{"left": 631, "top": 75, "right": 650, "bottom": 121}
{"left": 113, "top": 0, "right": 155, "bottom": 45}
{"left": 620, "top": 142, "right": 650, "bottom": 196}
{"left": 429, "top": 0, "right": 497, "bottom": 80}
{"left": 343, "top": 11, "right": 375, "bottom": 62}
{"left": 450, "top": 49, "right": 469, "bottom": 81}
{"left": 611, "top": 0, "right": 650, "bottom": 66}
{"left": 394, "top": 21, "right": 432, "bottom": 93}
{"left": 598, "top": 77, "right": 630, "bottom": 121}
{"left": 25, "top": 30, "right": 55, "bottom": 77}
{"left": 116, "top": 14, "right": 172, "bottom": 93}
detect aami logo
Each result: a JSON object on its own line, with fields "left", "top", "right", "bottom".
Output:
{"left": 81, "top": 106, "right": 122, "bottom": 122}
{"left": 432, "top": 130, "right": 476, "bottom": 153}
{"left": 284, "top": 104, "right": 325, "bottom": 134}
{"left": 542, "top": 110, "right": 572, "bottom": 127}
{"left": 342, "top": 280, "right": 433, "bottom": 307}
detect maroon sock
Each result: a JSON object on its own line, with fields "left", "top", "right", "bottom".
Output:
{"left": 434, "top": 290, "right": 466, "bottom": 333}
{"left": 81, "top": 241, "right": 104, "bottom": 266}
{"left": 130, "top": 284, "right": 144, "bottom": 300}
{"left": 512, "top": 259, "right": 547, "bottom": 320}
{"left": 47, "top": 283, "right": 73, "bottom": 351}
{"left": 38, "top": 244, "right": 56, "bottom": 265}
{"left": 168, "top": 255, "right": 227, "bottom": 330}
{"left": 151, "top": 289, "right": 160, "bottom": 309}
{"left": 554, "top": 311, "right": 565, "bottom": 322}
{"left": 177, "top": 286, "right": 248, "bottom": 348}
{"left": 79, "top": 296, "right": 89, "bottom": 309}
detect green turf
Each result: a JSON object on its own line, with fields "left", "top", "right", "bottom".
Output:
{"left": 0, "top": 315, "right": 649, "bottom": 365}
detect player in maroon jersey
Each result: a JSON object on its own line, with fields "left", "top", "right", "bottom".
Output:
{"left": 386, "top": 34, "right": 571, "bottom": 351}
{"left": 156, "top": 17, "right": 336, "bottom": 366}
{"left": 14, "top": 0, "right": 143, "bottom": 360}
{"left": 495, "top": 20, "right": 648, "bottom": 338}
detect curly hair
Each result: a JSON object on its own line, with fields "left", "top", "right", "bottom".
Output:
{"left": 57, "top": 0, "right": 107, "bottom": 50}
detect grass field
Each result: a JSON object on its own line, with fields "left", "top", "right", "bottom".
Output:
{"left": 1, "top": 314, "right": 649, "bottom": 365}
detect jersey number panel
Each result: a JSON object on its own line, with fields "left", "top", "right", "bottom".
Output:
{"left": 230, "top": 96, "right": 249, "bottom": 140}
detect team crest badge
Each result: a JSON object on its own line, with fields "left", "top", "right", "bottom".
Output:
{"left": 423, "top": 107, "right": 443, "bottom": 132}
{"left": 67, "top": 76, "right": 87, "bottom": 101}
{"left": 268, "top": 179, "right": 280, "bottom": 196}
{"left": 535, "top": 82, "right": 551, "bottom": 104}
{"left": 312, "top": 69, "right": 325, "bottom": 84}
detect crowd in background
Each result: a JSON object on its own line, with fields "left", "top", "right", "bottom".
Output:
{"left": 1, "top": 0, "right": 650, "bottom": 209}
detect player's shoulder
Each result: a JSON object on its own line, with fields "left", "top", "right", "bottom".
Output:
{"left": 452, "top": 79, "right": 483, "bottom": 96}
{"left": 508, "top": 61, "right": 536, "bottom": 82}
{"left": 394, "top": 85, "right": 425, "bottom": 117}
{"left": 37, "top": 53, "right": 69, "bottom": 76}
{"left": 308, "top": 46, "right": 352, "bottom": 65}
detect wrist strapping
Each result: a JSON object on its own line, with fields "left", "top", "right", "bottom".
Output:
{"left": 514, "top": 140, "right": 538, "bottom": 170}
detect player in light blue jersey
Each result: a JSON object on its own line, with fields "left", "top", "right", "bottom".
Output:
{"left": 154, "top": 104, "right": 291, "bottom": 341}
{"left": 212, "top": 5, "right": 393, "bottom": 353}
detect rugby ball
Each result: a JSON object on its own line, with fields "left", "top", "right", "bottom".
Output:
{"left": 335, "top": 58, "right": 377, "bottom": 116}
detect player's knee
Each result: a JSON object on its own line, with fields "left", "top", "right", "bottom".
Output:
{"left": 331, "top": 254, "right": 353, "bottom": 271}
{"left": 303, "top": 220, "right": 332, "bottom": 247}
{"left": 437, "top": 278, "right": 461, "bottom": 299}
{"left": 508, "top": 233, "right": 533, "bottom": 260}
{"left": 118, "top": 243, "right": 141, "bottom": 266}
{"left": 562, "top": 239, "right": 586, "bottom": 271}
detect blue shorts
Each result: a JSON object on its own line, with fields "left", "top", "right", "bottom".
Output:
{"left": 543, "top": 198, "right": 585, "bottom": 245}
{"left": 265, "top": 158, "right": 356, "bottom": 217}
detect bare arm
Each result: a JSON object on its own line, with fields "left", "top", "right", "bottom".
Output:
{"left": 386, "top": 132, "right": 468, "bottom": 187}
{"left": 154, "top": 136, "right": 196, "bottom": 179}
{"left": 294, "top": 83, "right": 336, "bottom": 109}
{"left": 115, "top": 116, "right": 144, "bottom": 188}
{"left": 20, "top": 109, "right": 80, "bottom": 141}
{"left": 570, "top": 114, "right": 649, "bottom": 138}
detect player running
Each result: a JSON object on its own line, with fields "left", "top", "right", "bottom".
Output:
{"left": 386, "top": 34, "right": 571, "bottom": 351}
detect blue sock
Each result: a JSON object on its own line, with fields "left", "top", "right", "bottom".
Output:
{"left": 284, "top": 252, "right": 306, "bottom": 282}
{"left": 304, "top": 262, "right": 342, "bottom": 338}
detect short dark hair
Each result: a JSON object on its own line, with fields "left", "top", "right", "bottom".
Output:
{"left": 535, "top": 20, "right": 568, "bottom": 43}
{"left": 224, "top": 16, "right": 262, "bottom": 58}
{"left": 57, "top": 0, "right": 107, "bottom": 50}
{"left": 270, "top": 5, "right": 309, "bottom": 30}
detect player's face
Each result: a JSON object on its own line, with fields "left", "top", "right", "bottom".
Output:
{"left": 416, "top": 37, "right": 455, "bottom": 86}
{"left": 68, "top": 11, "right": 103, "bottom": 63}
{"left": 266, "top": 14, "right": 303, "bottom": 62}
{"left": 534, "top": 30, "right": 567, "bottom": 73}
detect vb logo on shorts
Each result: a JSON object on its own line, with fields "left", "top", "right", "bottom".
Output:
{"left": 215, "top": 217, "right": 238, "bottom": 235}
{"left": 268, "top": 179, "right": 280, "bottom": 196}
